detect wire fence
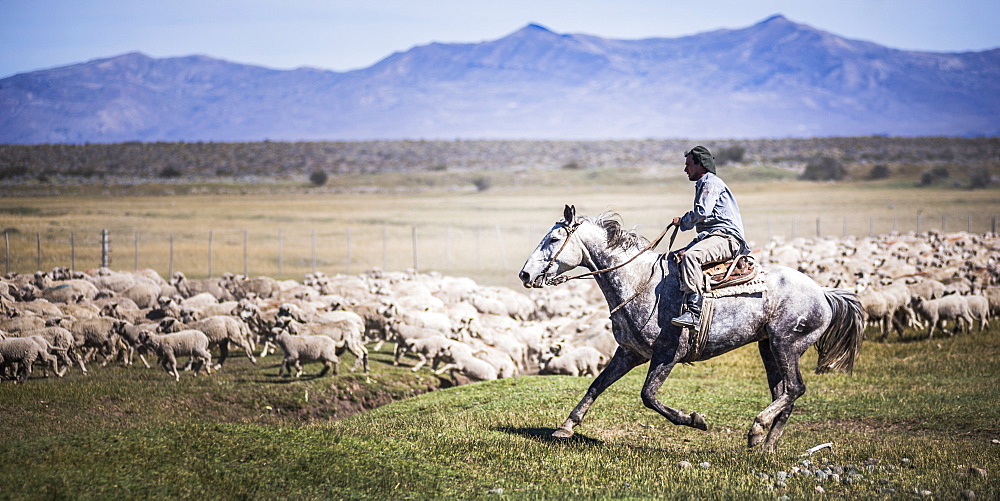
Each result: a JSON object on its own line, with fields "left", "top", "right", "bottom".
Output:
{"left": 4, "top": 212, "right": 998, "bottom": 283}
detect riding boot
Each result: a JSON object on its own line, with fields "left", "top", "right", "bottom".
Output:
{"left": 670, "top": 292, "right": 703, "bottom": 328}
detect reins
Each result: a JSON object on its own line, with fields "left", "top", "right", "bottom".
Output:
{"left": 545, "top": 220, "right": 680, "bottom": 292}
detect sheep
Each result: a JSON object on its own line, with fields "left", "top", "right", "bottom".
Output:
{"left": 60, "top": 316, "right": 128, "bottom": 366}
{"left": 910, "top": 295, "right": 974, "bottom": 339}
{"left": 281, "top": 318, "right": 369, "bottom": 373}
{"left": 137, "top": 329, "right": 212, "bottom": 381}
{"left": 158, "top": 315, "right": 256, "bottom": 369}
{"left": 18, "top": 326, "right": 87, "bottom": 375}
{"left": 33, "top": 272, "right": 99, "bottom": 304}
{"left": 0, "top": 336, "right": 65, "bottom": 382}
{"left": 0, "top": 312, "right": 46, "bottom": 333}
{"left": 962, "top": 294, "right": 991, "bottom": 331}
{"left": 471, "top": 343, "right": 520, "bottom": 379}
{"left": 170, "top": 272, "right": 234, "bottom": 301}
{"left": 264, "top": 328, "right": 340, "bottom": 378}
{"left": 433, "top": 343, "right": 498, "bottom": 383}
{"left": 540, "top": 345, "right": 607, "bottom": 377}
{"left": 399, "top": 335, "right": 454, "bottom": 372}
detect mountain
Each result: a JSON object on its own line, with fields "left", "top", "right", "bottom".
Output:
{"left": 2, "top": 15, "right": 999, "bottom": 143}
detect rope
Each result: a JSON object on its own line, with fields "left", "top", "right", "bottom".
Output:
{"left": 547, "top": 222, "right": 678, "bottom": 287}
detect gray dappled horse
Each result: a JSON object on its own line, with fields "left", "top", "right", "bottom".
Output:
{"left": 518, "top": 205, "right": 864, "bottom": 451}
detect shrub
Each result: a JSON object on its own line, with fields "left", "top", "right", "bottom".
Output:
{"left": 918, "top": 166, "right": 950, "bottom": 186}
{"left": 159, "top": 166, "right": 183, "bottom": 178}
{"left": 309, "top": 171, "right": 328, "bottom": 186}
{"left": 562, "top": 161, "right": 582, "bottom": 170}
{"left": 799, "top": 156, "right": 845, "bottom": 181}
{"left": 968, "top": 166, "right": 992, "bottom": 189}
{"left": 715, "top": 145, "right": 746, "bottom": 165}
{"left": 472, "top": 176, "right": 492, "bottom": 192}
{"left": 868, "top": 164, "right": 891, "bottom": 180}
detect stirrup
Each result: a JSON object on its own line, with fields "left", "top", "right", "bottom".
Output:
{"left": 671, "top": 311, "right": 699, "bottom": 328}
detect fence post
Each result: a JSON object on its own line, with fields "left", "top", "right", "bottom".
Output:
{"left": 816, "top": 218, "right": 821, "bottom": 238}
{"left": 311, "top": 229, "right": 316, "bottom": 275}
{"left": 277, "top": 229, "right": 283, "bottom": 277}
{"left": 869, "top": 217, "right": 874, "bottom": 238}
{"left": 446, "top": 226, "right": 452, "bottom": 270}
{"left": 495, "top": 224, "right": 508, "bottom": 269}
{"left": 346, "top": 228, "right": 352, "bottom": 275}
{"left": 134, "top": 231, "right": 139, "bottom": 271}
{"left": 412, "top": 225, "right": 418, "bottom": 272}
{"left": 476, "top": 226, "right": 482, "bottom": 269}
{"left": 71, "top": 232, "right": 76, "bottom": 272}
{"left": 101, "top": 229, "right": 110, "bottom": 269}
{"left": 208, "top": 229, "right": 214, "bottom": 278}
{"left": 941, "top": 214, "right": 946, "bottom": 233}
{"left": 169, "top": 233, "right": 174, "bottom": 277}
{"left": 4, "top": 232, "right": 8, "bottom": 275}
{"left": 243, "top": 229, "right": 248, "bottom": 277}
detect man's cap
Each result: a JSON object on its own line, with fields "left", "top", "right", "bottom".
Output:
{"left": 685, "top": 145, "right": 716, "bottom": 174}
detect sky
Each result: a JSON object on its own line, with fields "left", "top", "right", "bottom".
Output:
{"left": 2, "top": 0, "right": 999, "bottom": 79}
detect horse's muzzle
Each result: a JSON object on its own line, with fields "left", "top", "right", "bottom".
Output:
{"left": 519, "top": 270, "right": 544, "bottom": 288}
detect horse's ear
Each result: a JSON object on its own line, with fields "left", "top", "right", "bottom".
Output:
{"left": 563, "top": 204, "right": 576, "bottom": 224}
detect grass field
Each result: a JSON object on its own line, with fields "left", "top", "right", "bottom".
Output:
{"left": 2, "top": 168, "right": 999, "bottom": 498}
{"left": 1, "top": 326, "right": 996, "bottom": 499}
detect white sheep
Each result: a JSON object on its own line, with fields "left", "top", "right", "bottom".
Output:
{"left": 0, "top": 336, "right": 65, "bottom": 382}
{"left": 541, "top": 345, "right": 607, "bottom": 377}
{"left": 266, "top": 329, "right": 340, "bottom": 378}
{"left": 282, "top": 318, "right": 369, "bottom": 373}
{"left": 137, "top": 329, "right": 213, "bottom": 381}
{"left": 19, "top": 326, "right": 87, "bottom": 375}
{"left": 60, "top": 316, "right": 127, "bottom": 367}
{"left": 400, "top": 335, "right": 454, "bottom": 372}
{"left": 911, "top": 295, "right": 974, "bottom": 339}
{"left": 962, "top": 294, "right": 991, "bottom": 331}
{"left": 434, "top": 343, "right": 498, "bottom": 383}
{"left": 159, "top": 315, "right": 257, "bottom": 369}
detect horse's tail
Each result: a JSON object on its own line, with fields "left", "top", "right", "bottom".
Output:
{"left": 814, "top": 288, "right": 865, "bottom": 374}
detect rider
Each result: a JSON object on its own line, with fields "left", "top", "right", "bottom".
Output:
{"left": 670, "top": 145, "right": 750, "bottom": 329}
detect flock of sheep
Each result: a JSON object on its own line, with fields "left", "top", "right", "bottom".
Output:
{"left": 0, "top": 263, "right": 611, "bottom": 384}
{"left": 1, "top": 227, "right": 997, "bottom": 385}
{"left": 759, "top": 229, "right": 999, "bottom": 340}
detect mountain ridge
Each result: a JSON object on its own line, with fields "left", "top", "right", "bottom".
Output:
{"left": 2, "top": 15, "right": 998, "bottom": 143}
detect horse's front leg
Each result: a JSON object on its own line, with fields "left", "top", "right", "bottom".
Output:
{"left": 553, "top": 347, "right": 647, "bottom": 438}
{"left": 640, "top": 351, "right": 709, "bottom": 430}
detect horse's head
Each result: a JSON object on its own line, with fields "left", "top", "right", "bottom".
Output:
{"left": 519, "top": 205, "right": 589, "bottom": 288}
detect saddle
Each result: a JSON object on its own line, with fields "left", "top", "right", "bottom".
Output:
{"left": 701, "top": 254, "right": 758, "bottom": 292}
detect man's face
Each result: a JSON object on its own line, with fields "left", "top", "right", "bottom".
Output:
{"left": 684, "top": 155, "right": 705, "bottom": 181}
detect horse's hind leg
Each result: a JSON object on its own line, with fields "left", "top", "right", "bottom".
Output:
{"left": 553, "top": 347, "right": 646, "bottom": 438}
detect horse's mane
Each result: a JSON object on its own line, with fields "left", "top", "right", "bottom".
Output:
{"left": 588, "top": 212, "right": 650, "bottom": 251}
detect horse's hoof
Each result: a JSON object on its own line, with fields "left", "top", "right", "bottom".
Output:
{"left": 552, "top": 428, "right": 574, "bottom": 439}
{"left": 690, "top": 412, "right": 708, "bottom": 431}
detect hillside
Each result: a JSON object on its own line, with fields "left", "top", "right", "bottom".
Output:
{"left": 2, "top": 15, "right": 999, "bottom": 143}
{"left": 2, "top": 137, "right": 998, "bottom": 193}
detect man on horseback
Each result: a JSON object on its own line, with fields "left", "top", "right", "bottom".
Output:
{"left": 670, "top": 146, "right": 750, "bottom": 329}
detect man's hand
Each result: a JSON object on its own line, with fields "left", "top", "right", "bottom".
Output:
{"left": 671, "top": 216, "right": 681, "bottom": 226}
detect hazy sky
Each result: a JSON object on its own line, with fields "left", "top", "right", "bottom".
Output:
{"left": 2, "top": 0, "right": 998, "bottom": 78}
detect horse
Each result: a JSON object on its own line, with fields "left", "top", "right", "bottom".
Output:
{"left": 518, "top": 205, "right": 864, "bottom": 451}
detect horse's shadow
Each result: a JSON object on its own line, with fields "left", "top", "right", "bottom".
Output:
{"left": 495, "top": 426, "right": 604, "bottom": 446}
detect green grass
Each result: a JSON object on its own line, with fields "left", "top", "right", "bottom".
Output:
{"left": 2, "top": 327, "right": 997, "bottom": 499}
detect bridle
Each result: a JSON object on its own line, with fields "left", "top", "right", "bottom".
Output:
{"left": 541, "top": 218, "right": 680, "bottom": 287}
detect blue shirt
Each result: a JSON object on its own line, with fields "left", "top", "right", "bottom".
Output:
{"left": 679, "top": 172, "right": 750, "bottom": 254}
